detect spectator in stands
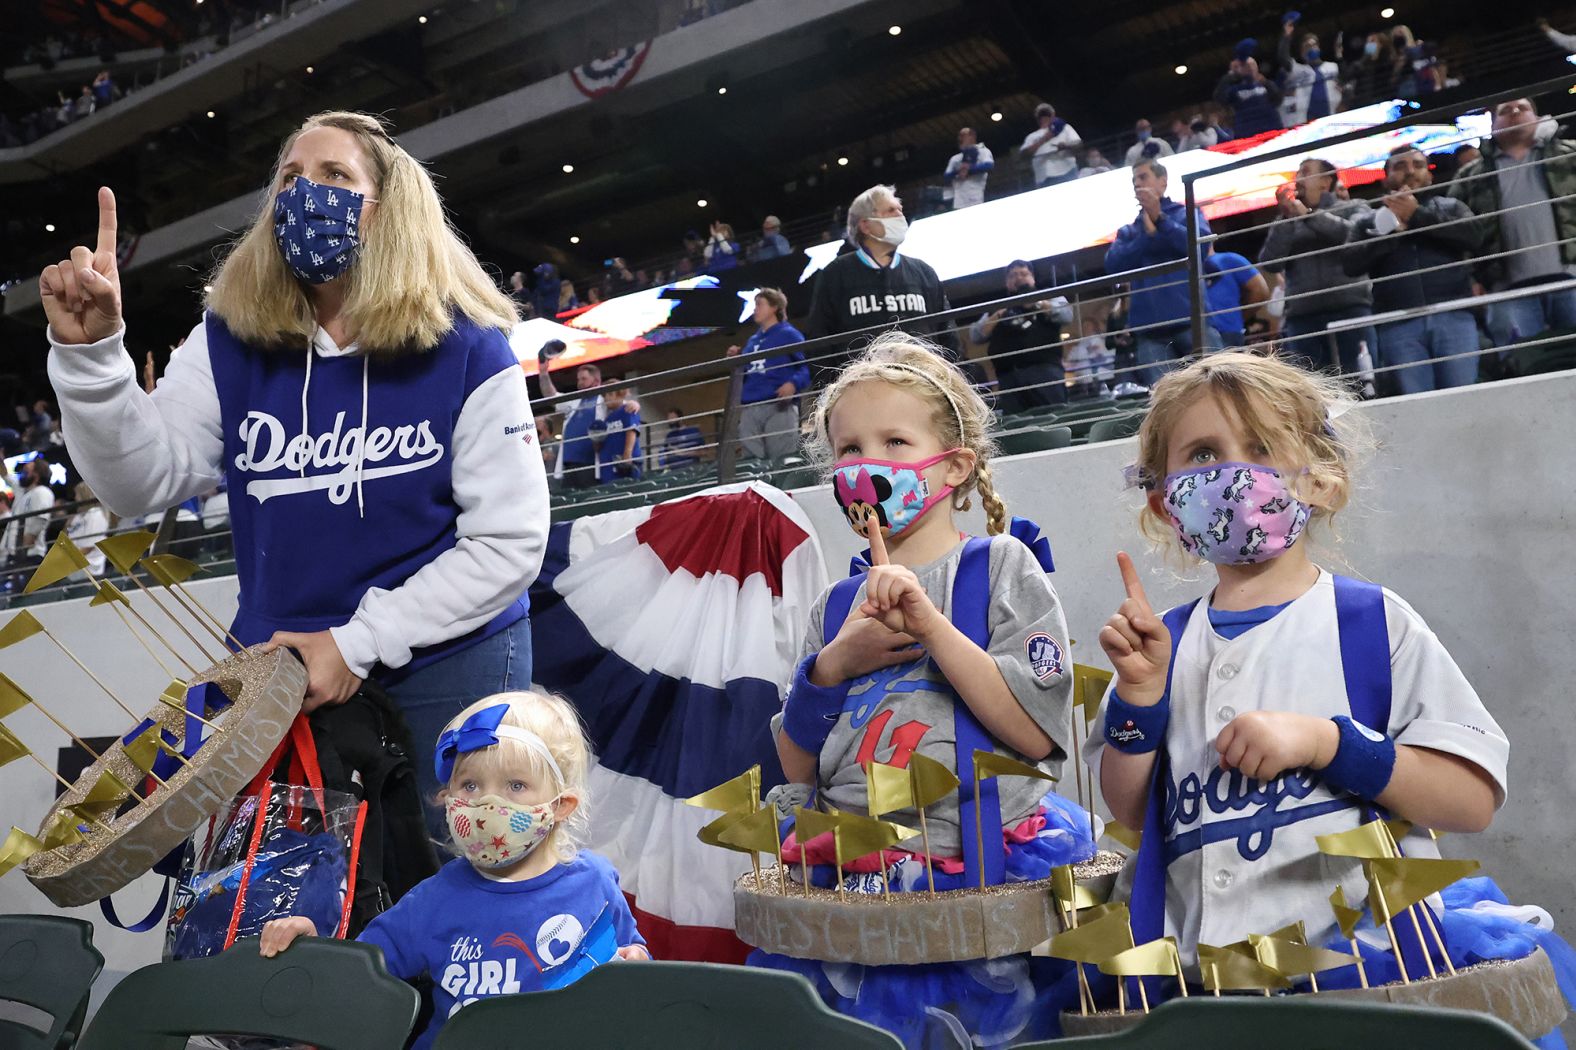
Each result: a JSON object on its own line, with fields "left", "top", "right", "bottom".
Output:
{"left": 1451, "top": 97, "right": 1576, "bottom": 349}
{"left": 1079, "top": 147, "right": 1114, "bottom": 178}
{"left": 538, "top": 361, "right": 604, "bottom": 489}
{"left": 1453, "top": 142, "right": 1481, "bottom": 174}
{"left": 1391, "top": 25, "right": 1440, "bottom": 99}
{"left": 91, "top": 70, "right": 116, "bottom": 108}
{"left": 530, "top": 262, "right": 561, "bottom": 319}
{"left": 806, "top": 184, "right": 960, "bottom": 370}
{"left": 605, "top": 257, "right": 637, "bottom": 297}
{"left": 1204, "top": 248, "right": 1271, "bottom": 347}
{"left": 1064, "top": 317, "right": 1116, "bottom": 397}
{"left": 682, "top": 229, "right": 706, "bottom": 271}
{"left": 508, "top": 271, "right": 532, "bottom": 312}
{"left": 1539, "top": 16, "right": 1576, "bottom": 53}
{"left": 943, "top": 127, "right": 994, "bottom": 209}
{"left": 1345, "top": 31, "right": 1397, "bottom": 106}
{"left": 10, "top": 458, "right": 54, "bottom": 568}
{"left": 752, "top": 215, "right": 791, "bottom": 261}
{"left": 704, "top": 221, "right": 740, "bottom": 271}
{"left": 594, "top": 383, "right": 642, "bottom": 482}
{"left": 65, "top": 482, "right": 108, "bottom": 576}
{"left": 726, "top": 288, "right": 809, "bottom": 461}
{"left": 970, "top": 260, "right": 1074, "bottom": 412}
{"left": 1279, "top": 18, "right": 1343, "bottom": 126}
{"left": 0, "top": 492, "right": 14, "bottom": 582}
{"left": 1124, "top": 119, "right": 1174, "bottom": 167}
{"left": 1344, "top": 145, "right": 1484, "bottom": 393}
{"left": 1104, "top": 158, "right": 1218, "bottom": 386}
{"left": 558, "top": 278, "right": 579, "bottom": 314}
{"left": 1174, "top": 114, "right": 1220, "bottom": 152}
{"left": 71, "top": 85, "right": 94, "bottom": 121}
{"left": 1260, "top": 158, "right": 1374, "bottom": 374}
{"left": 1020, "top": 103, "right": 1081, "bottom": 187}
{"left": 1214, "top": 42, "right": 1283, "bottom": 138}
{"left": 659, "top": 408, "right": 705, "bottom": 469}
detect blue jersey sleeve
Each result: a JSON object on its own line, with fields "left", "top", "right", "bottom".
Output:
{"left": 357, "top": 883, "right": 427, "bottom": 980}
{"left": 589, "top": 853, "right": 645, "bottom": 949}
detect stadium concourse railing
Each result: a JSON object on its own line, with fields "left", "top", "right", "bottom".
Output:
{"left": 10, "top": 77, "right": 1576, "bottom": 604}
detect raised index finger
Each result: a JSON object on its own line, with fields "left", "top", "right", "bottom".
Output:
{"left": 1116, "top": 551, "right": 1150, "bottom": 609}
{"left": 866, "top": 512, "right": 889, "bottom": 567}
{"left": 95, "top": 187, "right": 118, "bottom": 263}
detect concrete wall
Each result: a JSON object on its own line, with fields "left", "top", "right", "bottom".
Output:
{"left": 2, "top": 370, "right": 1572, "bottom": 1007}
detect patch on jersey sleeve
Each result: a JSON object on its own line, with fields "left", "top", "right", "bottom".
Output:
{"left": 1025, "top": 632, "right": 1064, "bottom": 681}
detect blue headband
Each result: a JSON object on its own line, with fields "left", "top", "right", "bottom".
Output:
{"left": 434, "top": 703, "right": 565, "bottom": 786}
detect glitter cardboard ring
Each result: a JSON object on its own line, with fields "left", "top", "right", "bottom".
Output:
{"left": 23, "top": 646, "right": 306, "bottom": 908}
{"left": 733, "top": 851, "right": 1123, "bottom": 965}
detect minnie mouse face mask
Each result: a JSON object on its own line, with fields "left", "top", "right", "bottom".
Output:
{"left": 831, "top": 450, "right": 958, "bottom": 537}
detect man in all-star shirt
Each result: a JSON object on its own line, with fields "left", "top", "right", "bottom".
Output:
{"left": 969, "top": 260, "right": 1074, "bottom": 413}
{"left": 592, "top": 382, "right": 642, "bottom": 483}
{"left": 805, "top": 184, "right": 960, "bottom": 381}
{"left": 537, "top": 359, "right": 604, "bottom": 490}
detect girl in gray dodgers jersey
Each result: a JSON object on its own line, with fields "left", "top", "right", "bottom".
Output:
{"left": 751, "top": 333, "right": 1097, "bottom": 1048}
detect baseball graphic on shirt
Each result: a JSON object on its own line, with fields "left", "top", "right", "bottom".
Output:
{"left": 535, "top": 913, "right": 585, "bottom": 966}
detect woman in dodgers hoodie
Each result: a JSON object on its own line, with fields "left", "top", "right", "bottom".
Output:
{"left": 39, "top": 111, "right": 549, "bottom": 810}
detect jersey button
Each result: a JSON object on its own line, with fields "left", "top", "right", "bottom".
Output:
{"left": 1217, "top": 705, "right": 1236, "bottom": 722}
{"left": 1217, "top": 663, "right": 1240, "bottom": 681}
{"left": 1213, "top": 869, "right": 1234, "bottom": 889}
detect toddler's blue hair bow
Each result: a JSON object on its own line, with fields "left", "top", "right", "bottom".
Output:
{"left": 434, "top": 702, "right": 564, "bottom": 787}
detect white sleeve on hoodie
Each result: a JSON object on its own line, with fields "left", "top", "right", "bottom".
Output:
{"left": 48, "top": 321, "right": 551, "bottom": 679}
{"left": 328, "top": 361, "right": 549, "bottom": 677}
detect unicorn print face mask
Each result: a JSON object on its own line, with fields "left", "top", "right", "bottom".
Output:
{"left": 831, "top": 450, "right": 958, "bottom": 538}
{"left": 1162, "top": 462, "right": 1311, "bottom": 564}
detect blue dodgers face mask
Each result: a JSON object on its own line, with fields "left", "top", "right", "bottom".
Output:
{"left": 273, "top": 175, "right": 374, "bottom": 284}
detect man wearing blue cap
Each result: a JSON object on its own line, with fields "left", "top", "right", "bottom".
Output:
{"left": 1214, "top": 39, "right": 1284, "bottom": 138}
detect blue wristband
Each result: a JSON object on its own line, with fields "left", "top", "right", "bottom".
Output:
{"left": 1320, "top": 715, "right": 1397, "bottom": 800}
{"left": 1104, "top": 691, "right": 1170, "bottom": 754}
{"left": 781, "top": 654, "right": 848, "bottom": 754}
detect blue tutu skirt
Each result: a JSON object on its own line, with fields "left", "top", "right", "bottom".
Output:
{"left": 750, "top": 791, "right": 1097, "bottom": 1049}
{"left": 1310, "top": 877, "right": 1576, "bottom": 1050}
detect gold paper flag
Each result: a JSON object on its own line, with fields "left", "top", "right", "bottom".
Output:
{"left": 0, "top": 826, "right": 44, "bottom": 877}
{"left": 1098, "top": 937, "right": 1181, "bottom": 977}
{"left": 1369, "top": 857, "right": 1481, "bottom": 918}
{"left": 865, "top": 761, "right": 914, "bottom": 818}
{"left": 1105, "top": 820, "right": 1142, "bottom": 851}
{"left": 0, "top": 673, "right": 33, "bottom": 719}
{"left": 23, "top": 535, "right": 92, "bottom": 594}
{"left": 908, "top": 753, "right": 960, "bottom": 809}
{"left": 973, "top": 749, "right": 1057, "bottom": 784}
{"left": 1316, "top": 818, "right": 1399, "bottom": 860}
{"left": 684, "top": 766, "right": 762, "bottom": 813}
{"left": 716, "top": 805, "right": 782, "bottom": 855}
{"left": 793, "top": 806, "right": 841, "bottom": 854}
{"left": 96, "top": 531, "right": 156, "bottom": 575}
{"left": 80, "top": 768, "right": 134, "bottom": 812}
{"left": 122, "top": 724, "right": 179, "bottom": 775}
{"left": 696, "top": 810, "right": 751, "bottom": 852}
{"left": 141, "top": 554, "right": 203, "bottom": 587}
{"left": 832, "top": 812, "right": 913, "bottom": 865}
{"left": 40, "top": 811, "right": 87, "bottom": 849}
{"left": 89, "top": 581, "right": 131, "bottom": 608}
{"left": 1198, "top": 943, "right": 1292, "bottom": 991}
{"left": 0, "top": 611, "right": 45, "bottom": 650}
{"left": 1250, "top": 934, "right": 1359, "bottom": 976}
{"left": 1269, "top": 921, "right": 1307, "bottom": 943}
{"left": 1051, "top": 864, "right": 1104, "bottom": 910}
{"left": 0, "top": 724, "right": 30, "bottom": 769}
{"left": 1330, "top": 886, "right": 1364, "bottom": 940}
{"left": 1044, "top": 903, "right": 1134, "bottom": 963}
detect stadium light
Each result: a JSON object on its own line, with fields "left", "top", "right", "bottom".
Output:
{"left": 418, "top": 15, "right": 428, "bottom": 24}
{"left": 888, "top": 25, "right": 902, "bottom": 36}
{"left": 45, "top": 224, "right": 55, "bottom": 233}
{"left": 990, "top": 111, "right": 1003, "bottom": 122}
{"left": 562, "top": 164, "right": 574, "bottom": 173}
{"left": 1381, "top": 7, "right": 1394, "bottom": 16}
{"left": 570, "top": 236, "right": 581, "bottom": 244}
{"left": 1175, "top": 64, "right": 1188, "bottom": 75}
{"left": 305, "top": 65, "right": 314, "bottom": 74}
{"left": 837, "top": 156, "right": 849, "bottom": 166}
{"left": 717, "top": 86, "right": 727, "bottom": 95}
{"left": 697, "top": 198, "right": 708, "bottom": 207}
{"left": 206, "top": 111, "right": 215, "bottom": 118}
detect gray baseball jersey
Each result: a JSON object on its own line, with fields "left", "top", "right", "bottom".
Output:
{"left": 1084, "top": 569, "right": 1510, "bottom": 963}
{"left": 792, "top": 535, "right": 1073, "bottom": 855}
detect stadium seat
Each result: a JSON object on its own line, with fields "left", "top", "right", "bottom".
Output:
{"left": 429, "top": 960, "right": 902, "bottom": 1050}
{"left": 76, "top": 939, "right": 418, "bottom": 1050}
{"left": 998, "top": 425, "right": 1074, "bottom": 456}
{"left": 1086, "top": 412, "right": 1146, "bottom": 443}
{"left": 1016, "top": 997, "right": 1536, "bottom": 1049}
{"left": 0, "top": 915, "right": 103, "bottom": 1050}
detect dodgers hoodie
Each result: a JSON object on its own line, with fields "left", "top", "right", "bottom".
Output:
{"left": 46, "top": 312, "right": 549, "bottom": 680}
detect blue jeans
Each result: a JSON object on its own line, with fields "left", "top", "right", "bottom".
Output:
{"left": 1134, "top": 325, "right": 1220, "bottom": 388}
{"left": 1377, "top": 310, "right": 1480, "bottom": 394}
{"left": 387, "top": 616, "right": 533, "bottom": 835}
{"left": 1284, "top": 307, "right": 1376, "bottom": 376}
{"left": 1486, "top": 286, "right": 1576, "bottom": 348}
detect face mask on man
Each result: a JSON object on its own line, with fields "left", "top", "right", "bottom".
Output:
{"left": 867, "top": 216, "right": 908, "bottom": 247}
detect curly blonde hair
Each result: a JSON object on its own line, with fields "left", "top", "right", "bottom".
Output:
{"left": 807, "top": 332, "right": 1008, "bottom": 535}
{"left": 1133, "top": 351, "right": 1370, "bottom": 549}
{"left": 438, "top": 691, "right": 593, "bottom": 865}
{"left": 205, "top": 110, "right": 517, "bottom": 354}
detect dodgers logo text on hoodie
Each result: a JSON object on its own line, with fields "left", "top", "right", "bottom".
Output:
{"left": 235, "top": 409, "right": 444, "bottom": 505}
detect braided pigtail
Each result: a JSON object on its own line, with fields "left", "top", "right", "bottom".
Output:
{"left": 975, "top": 460, "right": 1009, "bottom": 536}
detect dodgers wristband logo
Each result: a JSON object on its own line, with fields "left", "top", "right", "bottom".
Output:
{"left": 1104, "top": 692, "right": 1169, "bottom": 755}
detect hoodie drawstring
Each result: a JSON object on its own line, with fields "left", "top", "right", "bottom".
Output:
{"left": 299, "top": 330, "right": 315, "bottom": 480}
{"left": 356, "top": 354, "right": 368, "bottom": 518}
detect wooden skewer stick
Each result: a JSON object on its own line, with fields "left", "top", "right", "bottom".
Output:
{"left": 1371, "top": 876, "right": 1411, "bottom": 984}
{"left": 108, "top": 603, "right": 183, "bottom": 683}
{"left": 169, "top": 580, "right": 245, "bottom": 651}
{"left": 26, "top": 753, "right": 116, "bottom": 835}
{"left": 916, "top": 804, "right": 937, "bottom": 900}
{"left": 1351, "top": 938, "right": 1369, "bottom": 988}
{"left": 124, "top": 573, "right": 223, "bottom": 665}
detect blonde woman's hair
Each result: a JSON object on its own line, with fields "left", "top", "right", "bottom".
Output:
{"left": 439, "top": 690, "right": 593, "bottom": 865}
{"left": 205, "top": 111, "right": 518, "bottom": 354}
{"left": 1133, "top": 351, "right": 1369, "bottom": 549}
{"left": 807, "top": 331, "right": 1008, "bottom": 535}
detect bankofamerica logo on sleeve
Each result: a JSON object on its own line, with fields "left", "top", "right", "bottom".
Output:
{"left": 1025, "top": 632, "right": 1064, "bottom": 681}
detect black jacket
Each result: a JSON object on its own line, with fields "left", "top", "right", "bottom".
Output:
{"left": 1343, "top": 193, "right": 1484, "bottom": 313}
{"left": 805, "top": 247, "right": 960, "bottom": 369}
